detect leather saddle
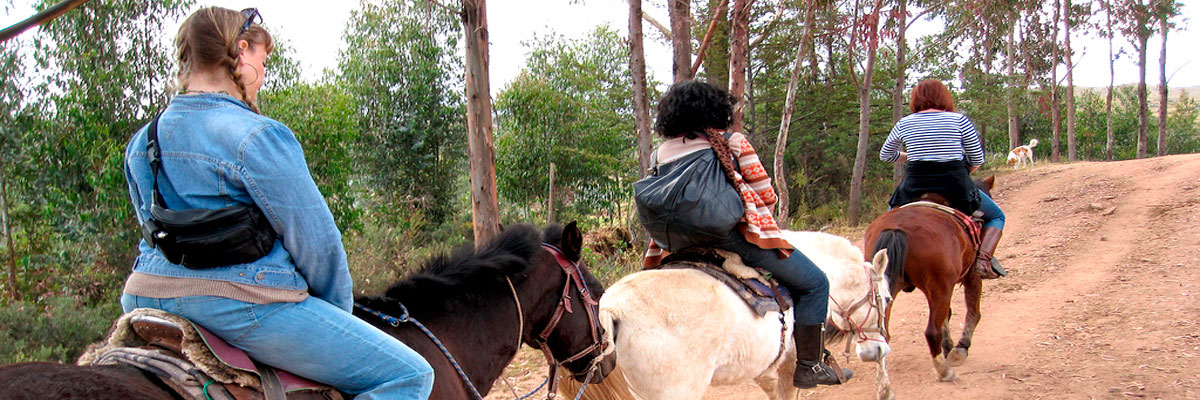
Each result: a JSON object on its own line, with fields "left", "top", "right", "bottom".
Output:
{"left": 81, "top": 308, "right": 341, "bottom": 400}
{"left": 649, "top": 247, "right": 793, "bottom": 317}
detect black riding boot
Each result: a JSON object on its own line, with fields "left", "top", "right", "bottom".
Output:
{"left": 793, "top": 324, "right": 852, "bottom": 388}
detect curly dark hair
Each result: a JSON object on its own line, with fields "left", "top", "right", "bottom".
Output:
{"left": 654, "top": 80, "right": 734, "bottom": 139}
{"left": 653, "top": 80, "right": 741, "bottom": 184}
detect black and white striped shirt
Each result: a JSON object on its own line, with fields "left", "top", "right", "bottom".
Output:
{"left": 879, "top": 111, "right": 984, "bottom": 166}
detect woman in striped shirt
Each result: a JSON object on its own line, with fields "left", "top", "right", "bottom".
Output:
{"left": 880, "top": 79, "right": 1007, "bottom": 279}
{"left": 643, "top": 80, "right": 851, "bottom": 388}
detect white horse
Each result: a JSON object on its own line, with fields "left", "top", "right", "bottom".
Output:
{"left": 559, "top": 230, "right": 895, "bottom": 400}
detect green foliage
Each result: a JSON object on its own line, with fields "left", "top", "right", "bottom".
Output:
{"left": 338, "top": 0, "right": 465, "bottom": 225}
{"left": 259, "top": 80, "right": 362, "bottom": 230}
{"left": 495, "top": 27, "right": 641, "bottom": 224}
{"left": 0, "top": 296, "right": 121, "bottom": 364}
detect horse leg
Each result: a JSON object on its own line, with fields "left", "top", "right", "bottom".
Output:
{"left": 875, "top": 356, "right": 896, "bottom": 400}
{"left": 940, "top": 308, "right": 955, "bottom": 358}
{"left": 949, "top": 273, "right": 983, "bottom": 367}
{"left": 923, "top": 289, "right": 956, "bottom": 382}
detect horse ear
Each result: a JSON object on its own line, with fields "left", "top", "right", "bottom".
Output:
{"left": 982, "top": 175, "right": 996, "bottom": 190}
{"left": 561, "top": 221, "right": 584, "bottom": 262}
{"left": 871, "top": 249, "right": 889, "bottom": 275}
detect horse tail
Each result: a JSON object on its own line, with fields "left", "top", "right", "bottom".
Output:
{"left": 874, "top": 229, "right": 909, "bottom": 296}
{"left": 556, "top": 308, "right": 639, "bottom": 400}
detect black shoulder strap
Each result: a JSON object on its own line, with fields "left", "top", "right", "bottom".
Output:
{"left": 146, "top": 114, "right": 169, "bottom": 209}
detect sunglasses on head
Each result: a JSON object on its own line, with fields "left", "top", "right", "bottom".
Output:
{"left": 240, "top": 8, "right": 262, "bottom": 33}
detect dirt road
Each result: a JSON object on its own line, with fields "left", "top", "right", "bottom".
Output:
{"left": 489, "top": 153, "right": 1200, "bottom": 400}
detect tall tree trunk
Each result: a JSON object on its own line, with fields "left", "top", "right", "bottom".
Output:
{"left": 1136, "top": 33, "right": 1149, "bottom": 158}
{"left": 728, "top": 0, "right": 749, "bottom": 132}
{"left": 629, "top": 0, "right": 654, "bottom": 177}
{"left": 848, "top": 0, "right": 884, "bottom": 226}
{"left": 774, "top": 3, "right": 816, "bottom": 229}
{"left": 1006, "top": 25, "right": 1020, "bottom": 150}
{"left": 694, "top": 0, "right": 730, "bottom": 88}
{"left": 891, "top": 0, "right": 907, "bottom": 184}
{"left": 1064, "top": 0, "right": 1077, "bottom": 161}
{"left": 463, "top": 0, "right": 500, "bottom": 244}
{"left": 1157, "top": 14, "right": 1168, "bottom": 156}
{"left": 1050, "top": 0, "right": 1062, "bottom": 163}
{"left": 1, "top": 166, "right": 17, "bottom": 301}
{"left": 1105, "top": 0, "right": 1116, "bottom": 161}
{"left": 668, "top": 0, "right": 694, "bottom": 82}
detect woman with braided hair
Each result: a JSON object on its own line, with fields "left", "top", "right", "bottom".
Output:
{"left": 640, "top": 80, "right": 851, "bottom": 388}
{"left": 120, "top": 7, "right": 432, "bottom": 399}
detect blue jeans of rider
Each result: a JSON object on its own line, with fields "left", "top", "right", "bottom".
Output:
{"left": 978, "top": 189, "right": 1005, "bottom": 229}
{"left": 121, "top": 294, "right": 434, "bottom": 400}
{"left": 713, "top": 231, "right": 830, "bottom": 326}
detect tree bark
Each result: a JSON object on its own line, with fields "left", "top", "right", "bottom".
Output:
{"left": 773, "top": 3, "right": 816, "bottom": 229}
{"left": 728, "top": 0, "right": 750, "bottom": 132}
{"left": 1157, "top": 13, "right": 1168, "bottom": 156}
{"left": 692, "top": 0, "right": 729, "bottom": 78}
{"left": 1050, "top": 0, "right": 1061, "bottom": 163}
{"left": 1, "top": 166, "right": 17, "bottom": 301}
{"left": 848, "top": 0, "right": 884, "bottom": 226}
{"left": 1006, "top": 25, "right": 1020, "bottom": 150}
{"left": 1136, "top": 32, "right": 1149, "bottom": 158}
{"left": 463, "top": 0, "right": 500, "bottom": 245}
{"left": 891, "top": 0, "right": 907, "bottom": 184}
{"left": 668, "top": 0, "right": 694, "bottom": 82}
{"left": 1064, "top": 0, "right": 1077, "bottom": 161}
{"left": 1105, "top": 0, "right": 1116, "bottom": 161}
{"left": 629, "top": 0, "right": 654, "bottom": 177}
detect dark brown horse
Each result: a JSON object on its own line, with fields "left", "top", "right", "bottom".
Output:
{"left": 863, "top": 176, "right": 995, "bottom": 382}
{"left": 0, "top": 222, "right": 614, "bottom": 399}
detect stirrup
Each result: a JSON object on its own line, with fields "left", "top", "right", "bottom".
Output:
{"left": 990, "top": 258, "right": 1008, "bottom": 277}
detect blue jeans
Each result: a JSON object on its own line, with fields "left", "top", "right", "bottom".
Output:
{"left": 713, "top": 232, "right": 829, "bottom": 326}
{"left": 121, "top": 294, "right": 433, "bottom": 400}
{"left": 978, "top": 190, "right": 1005, "bottom": 229}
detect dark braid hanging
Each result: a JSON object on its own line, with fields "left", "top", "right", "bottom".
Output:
{"left": 703, "top": 130, "right": 741, "bottom": 185}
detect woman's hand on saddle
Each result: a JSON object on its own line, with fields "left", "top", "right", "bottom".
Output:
{"left": 897, "top": 152, "right": 907, "bottom": 164}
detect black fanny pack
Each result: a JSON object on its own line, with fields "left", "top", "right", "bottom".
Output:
{"left": 140, "top": 113, "right": 277, "bottom": 269}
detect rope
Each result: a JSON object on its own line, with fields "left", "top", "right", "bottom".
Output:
{"left": 514, "top": 376, "right": 550, "bottom": 400}
{"left": 355, "top": 302, "right": 484, "bottom": 400}
{"left": 506, "top": 277, "right": 524, "bottom": 351}
{"left": 202, "top": 379, "right": 215, "bottom": 400}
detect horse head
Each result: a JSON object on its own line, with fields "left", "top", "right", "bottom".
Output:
{"left": 527, "top": 221, "right": 615, "bottom": 385}
{"left": 975, "top": 174, "right": 996, "bottom": 196}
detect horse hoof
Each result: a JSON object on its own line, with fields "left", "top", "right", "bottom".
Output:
{"left": 938, "top": 370, "right": 957, "bottom": 382}
{"left": 947, "top": 348, "right": 968, "bottom": 366}
{"left": 878, "top": 389, "right": 896, "bottom": 400}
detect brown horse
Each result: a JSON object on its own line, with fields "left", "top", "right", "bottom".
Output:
{"left": 863, "top": 176, "right": 995, "bottom": 382}
{"left": 0, "top": 223, "right": 614, "bottom": 400}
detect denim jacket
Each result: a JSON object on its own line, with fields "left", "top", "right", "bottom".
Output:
{"left": 124, "top": 93, "right": 353, "bottom": 311}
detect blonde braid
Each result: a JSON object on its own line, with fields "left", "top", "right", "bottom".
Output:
{"left": 223, "top": 44, "right": 259, "bottom": 114}
{"left": 703, "top": 130, "right": 741, "bottom": 185}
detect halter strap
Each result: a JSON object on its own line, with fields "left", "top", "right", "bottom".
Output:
{"left": 535, "top": 243, "right": 606, "bottom": 396}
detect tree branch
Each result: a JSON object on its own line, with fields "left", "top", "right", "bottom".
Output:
{"left": 642, "top": 10, "right": 672, "bottom": 38}
{"left": 691, "top": 0, "right": 730, "bottom": 76}
{"left": 431, "top": 0, "right": 463, "bottom": 16}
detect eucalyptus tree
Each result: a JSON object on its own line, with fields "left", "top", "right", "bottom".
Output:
{"left": 338, "top": 0, "right": 465, "bottom": 227}
{"left": 1155, "top": 0, "right": 1181, "bottom": 156}
{"left": 1115, "top": 0, "right": 1157, "bottom": 158}
{"left": 494, "top": 28, "right": 640, "bottom": 224}
{"left": 14, "top": 0, "right": 191, "bottom": 301}
{"left": 847, "top": 0, "right": 887, "bottom": 226}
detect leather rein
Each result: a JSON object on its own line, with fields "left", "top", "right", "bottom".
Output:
{"left": 532, "top": 243, "right": 608, "bottom": 396}
{"left": 828, "top": 262, "right": 890, "bottom": 359}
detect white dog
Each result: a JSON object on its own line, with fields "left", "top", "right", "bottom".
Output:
{"left": 1006, "top": 138, "right": 1038, "bottom": 169}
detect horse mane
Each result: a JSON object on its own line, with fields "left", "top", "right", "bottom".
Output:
{"left": 358, "top": 224, "right": 544, "bottom": 314}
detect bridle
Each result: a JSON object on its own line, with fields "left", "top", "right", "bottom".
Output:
{"left": 828, "top": 262, "right": 890, "bottom": 359}
{"left": 531, "top": 243, "right": 608, "bottom": 396}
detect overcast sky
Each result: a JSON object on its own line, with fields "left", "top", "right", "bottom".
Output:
{"left": 3, "top": 0, "right": 1197, "bottom": 94}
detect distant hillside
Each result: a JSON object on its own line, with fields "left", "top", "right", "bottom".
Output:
{"left": 1077, "top": 84, "right": 1200, "bottom": 100}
